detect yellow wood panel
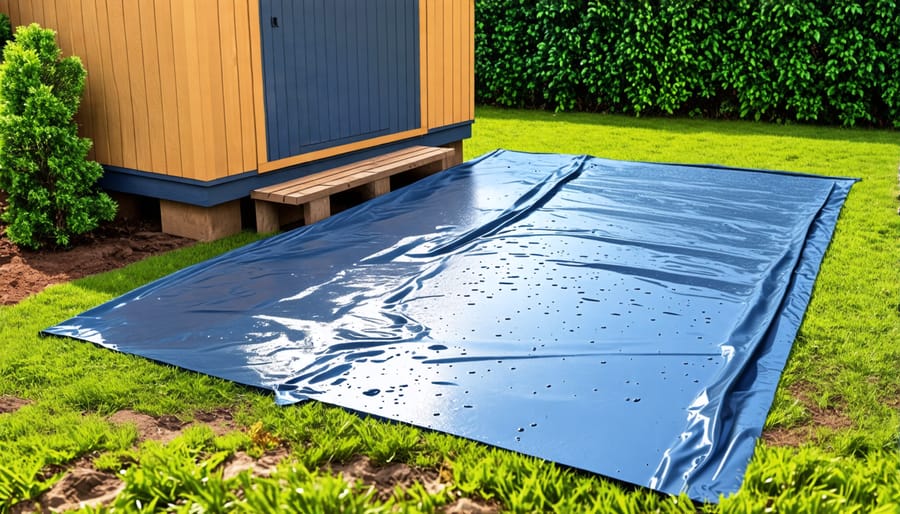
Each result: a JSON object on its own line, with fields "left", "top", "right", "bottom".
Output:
{"left": 80, "top": 0, "right": 111, "bottom": 163}
{"left": 154, "top": 0, "right": 184, "bottom": 177}
{"left": 137, "top": 1, "right": 169, "bottom": 174}
{"left": 107, "top": 0, "right": 138, "bottom": 169}
{"left": 196, "top": 0, "right": 228, "bottom": 182}
{"left": 218, "top": 2, "right": 245, "bottom": 174}
{"left": 123, "top": 2, "right": 153, "bottom": 172}
{"left": 172, "top": 1, "right": 206, "bottom": 180}
{"left": 427, "top": 0, "right": 445, "bottom": 129}
{"left": 234, "top": 0, "right": 259, "bottom": 174}
{"left": 7, "top": 0, "right": 258, "bottom": 181}
{"left": 43, "top": 1, "right": 58, "bottom": 36}
{"left": 467, "top": 0, "right": 475, "bottom": 120}
{"left": 418, "top": 0, "right": 429, "bottom": 130}
{"left": 424, "top": 0, "right": 474, "bottom": 130}
{"left": 57, "top": 0, "right": 95, "bottom": 161}
{"left": 248, "top": 0, "right": 268, "bottom": 172}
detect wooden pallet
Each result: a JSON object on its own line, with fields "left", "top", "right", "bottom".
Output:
{"left": 252, "top": 145, "right": 455, "bottom": 233}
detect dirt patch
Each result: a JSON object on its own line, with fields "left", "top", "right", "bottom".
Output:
{"left": 108, "top": 410, "right": 188, "bottom": 445}
{"left": 762, "top": 382, "right": 854, "bottom": 447}
{"left": 222, "top": 448, "right": 291, "bottom": 480}
{"left": 194, "top": 407, "right": 240, "bottom": 437}
{"left": 108, "top": 408, "right": 238, "bottom": 445}
{"left": 0, "top": 395, "right": 30, "bottom": 414}
{"left": 329, "top": 455, "right": 450, "bottom": 501}
{"left": 442, "top": 497, "right": 502, "bottom": 514}
{"left": 0, "top": 193, "right": 194, "bottom": 306}
{"left": 37, "top": 458, "right": 124, "bottom": 513}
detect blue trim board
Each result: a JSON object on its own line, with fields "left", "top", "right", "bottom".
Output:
{"left": 99, "top": 123, "right": 472, "bottom": 207}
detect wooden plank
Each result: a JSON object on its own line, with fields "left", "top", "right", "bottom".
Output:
{"left": 452, "top": 0, "right": 462, "bottom": 124}
{"left": 107, "top": 0, "right": 137, "bottom": 169}
{"left": 80, "top": 0, "right": 109, "bottom": 163}
{"left": 31, "top": 0, "right": 44, "bottom": 25}
{"left": 196, "top": 0, "right": 228, "bottom": 181}
{"left": 171, "top": 1, "right": 204, "bottom": 179}
{"left": 418, "top": 0, "right": 428, "bottom": 129}
{"left": 43, "top": 0, "right": 58, "bottom": 40}
{"left": 253, "top": 146, "right": 453, "bottom": 206}
{"left": 248, "top": 0, "right": 268, "bottom": 168}
{"left": 427, "top": 0, "right": 443, "bottom": 128}
{"left": 5, "top": 1, "right": 16, "bottom": 28}
{"left": 254, "top": 146, "right": 444, "bottom": 197}
{"left": 466, "top": 0, "right": 475, "bottom": 120}
{"left": 218, "top": 0, "right": 245, "bottom": 174}
{"left": 251, "top": 144, "right": 453, "bottom": 233}
{"left": 154, "top": 0, "right": 183, "bottom": 176}
{"left": 50, "top": 0, "right": 70, "bottom": 53}
{"left": 95, "top": 0, "right": 124, "bottom": 166}
{"left": 123, "top": 1, "right": 153, "bottom": 172}
{"left": 60, "top": 0, "right": 94, "bottom": 152}
{"left": 138, "top": 0, "right": 168, "bottom": 174}
{"left": 233, "top": 0, "right": 258, "bottom": 174}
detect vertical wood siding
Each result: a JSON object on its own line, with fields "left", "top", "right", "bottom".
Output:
{"left": 0, "top": 0, "right": 472, "bottom": 182}
{"left": 0, "top": 0, "right": 259, "bottom": 181}
{"left": 423, "top": 0, "right": 474, "bottom": 130}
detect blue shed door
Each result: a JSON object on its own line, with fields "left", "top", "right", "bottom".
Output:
{"left": 259, "top": 0, "right": 421, "bottom": 162}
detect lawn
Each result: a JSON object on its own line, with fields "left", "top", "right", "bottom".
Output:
{"left": 1, "top": 107, "right": 898, "bottom": 512}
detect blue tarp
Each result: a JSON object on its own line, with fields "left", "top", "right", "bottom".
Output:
{"left": 44, "top": 150, "right": 855, "bottom": 501}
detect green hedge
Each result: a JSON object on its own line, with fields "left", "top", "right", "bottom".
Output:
{"left": 475, "top": 0, "right": 900, "bottom": 127}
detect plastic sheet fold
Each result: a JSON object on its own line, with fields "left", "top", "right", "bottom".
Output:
{"left": 43, "top": 150, "right": 855, "bottom": 501}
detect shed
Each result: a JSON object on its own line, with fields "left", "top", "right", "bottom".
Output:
{"left": 0, "top": 0, "right": 474, "bottom": 240}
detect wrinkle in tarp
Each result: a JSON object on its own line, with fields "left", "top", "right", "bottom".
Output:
{"left": 43, "top": 150, "right": 855, "bottom": 501}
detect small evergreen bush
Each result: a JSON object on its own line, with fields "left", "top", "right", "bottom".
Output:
{"left": 0, "top": 23, "right": 116, "bottom": 249}
{"left": 0, "top": 14, "right": 12, "bottom": 52}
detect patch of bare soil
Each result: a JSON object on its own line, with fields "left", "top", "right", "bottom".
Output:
{"left": 222, "top": 448, "right": 291, "bottom": 480}
{"left": 108, "top": 408, "right": 238, "bottom": 445}
{"left": 0, "top": 395, "right": 30, "bottom": 414}
{"left": 442, "top": 497, "right": 502, "bottom": 514}
{"left": 13, "top": 409, "right": 249, "bottom": 512}
{"left": 108, "top": 410, "right": 189, "bottom": 445}
{"left": 330, "top": 455, "right": 449, "bottom": 501}
{"left": 328, "top": 455, "right": 499, "bottom": 512}
{"left": 762, "top": 382, "right": 854, "bottom": 447}
{"left": 0, "top": 193, "right": 194, "bottom": 306}
{"left": 32, "top": 458, "right": 125, "bottom": 513}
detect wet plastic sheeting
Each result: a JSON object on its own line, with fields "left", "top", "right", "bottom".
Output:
{"left": 44, "top": 150, "right": 855, "bottom": 501}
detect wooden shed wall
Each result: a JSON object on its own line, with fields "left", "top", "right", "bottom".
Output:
{"left": 0, "top": 0, "right": 259, "bottom": 182}
{"left": 0, "top": 0, "right": 473, "bottom": 184}
{"left": 424, "top": 0, "right": 474, "bottom": 130}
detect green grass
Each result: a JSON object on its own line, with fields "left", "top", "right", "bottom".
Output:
{"left": 1, "top": 106, "right": 898, "bottom": 512}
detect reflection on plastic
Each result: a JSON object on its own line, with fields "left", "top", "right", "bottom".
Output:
{"left": 43, "top": 150, "right": 855, "bottom": 502}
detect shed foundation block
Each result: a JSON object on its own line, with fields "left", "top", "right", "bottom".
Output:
{"left": 160, "top": 199, "right": 242, "bottom": 241}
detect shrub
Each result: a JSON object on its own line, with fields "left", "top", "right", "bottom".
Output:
{"left": 0, "top": 23, "right": 115, "bottom": 249}
{"left": 475, "top": 0, "right": 900, "bottom": 127}
{"left": 0, "top": 14, "right": 11, "bottom": 52}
